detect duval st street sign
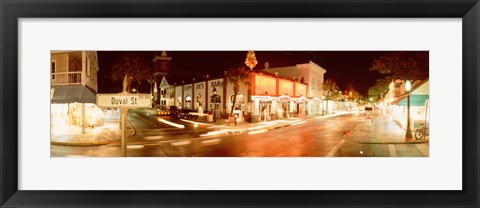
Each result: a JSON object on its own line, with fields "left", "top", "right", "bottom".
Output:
{"left": 96, "top": 93, "right": 151, "bottom": 108}
{"left": 96, "top": 93, "right": 151, "bottom": 157}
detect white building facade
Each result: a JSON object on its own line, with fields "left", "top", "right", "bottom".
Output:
{"left": 262, "top": 61, "right": 326, "bottom": 115}
{"left": 50, "top": 51, "right": 102, "bottom": 133}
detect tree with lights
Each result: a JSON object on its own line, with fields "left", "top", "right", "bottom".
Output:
{"left": 244, "top": 51, "right": 258, "bottom": 70}
{"left": 345, "top": 83, "right": 361, "bottom": 101}
{"left": 323, "top": 79, "right": 342, "bottom": 101}
{"left": 368, "top": 77, "right": 392, "bottom": 101}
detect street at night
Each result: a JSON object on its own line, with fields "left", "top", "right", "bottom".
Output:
{"left": 51, "top": 108, "right": 428, "bottom": 157}
{"left": 50, "top": 50, "right": 429, "bottom": 157}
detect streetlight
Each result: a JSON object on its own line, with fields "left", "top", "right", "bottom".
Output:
{"left": 405, "top": 80, "right": 412, "bottom": 141}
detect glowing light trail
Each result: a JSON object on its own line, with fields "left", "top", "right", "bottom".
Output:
{"left": 158, "top": 118, "right": 185, "bottom": 128}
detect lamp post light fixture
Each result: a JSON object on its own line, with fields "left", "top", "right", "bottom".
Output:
{"left": 405, "top": 80, "right": 413, "bottom": 141}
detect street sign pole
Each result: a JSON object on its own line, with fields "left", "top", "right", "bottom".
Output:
{"left": 96, "top": 93, "right": 151, "bottom": 157}
{"left": 121, "top": 108, "right": 128, "bottom": 157}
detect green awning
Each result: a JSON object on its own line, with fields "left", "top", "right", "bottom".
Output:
{"left": 394, "top": 94, "right": 429, "bottom": 106}
{"left": 51, "top": 86, "right": 96, "bottom": 103}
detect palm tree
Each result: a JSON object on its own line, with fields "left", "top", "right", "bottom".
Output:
{"left": 224, "top": 66, "right": 251, "bottom": 119}
{"left": 110, "top": 52, "right": 152, "bottom": 93}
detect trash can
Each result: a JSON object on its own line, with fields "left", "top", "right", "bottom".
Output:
{"left": 207, "top": 114, "right": 214, "bottom": 122}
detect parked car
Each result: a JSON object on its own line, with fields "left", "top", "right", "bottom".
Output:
{"left": 169, "top": 106, "right": 180, "bottom": 117}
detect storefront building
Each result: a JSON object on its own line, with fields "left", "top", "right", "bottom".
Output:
{"left": 167, "top": 71, "right": 311, "bottom": 123}
{"left": 174, "top": 85, "right": 183, "bottom": 109}
{"left": 164, "top": 63, "right": 326, "bottom": 123}
{"left": 183, "top": 84, "right": 193, "bottom": 110}
{"left": 193, "top": 81, "right": 206, "bottom": 113}
{"left": 50, "top": 51, "right": 103, "bottom": 133}
{"left": 248, "top": 72, "right": 309, "bottom": 122}
{"left": 207, "top": 78, "right": 224, "bottom": 118}
{"left": 389, "top": 79, "right": 430, "bottom": 130}
{"left": 262, "top": 61, "right": 326, "bottom": 116}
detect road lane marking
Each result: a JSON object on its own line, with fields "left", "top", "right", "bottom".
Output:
{"left": 326, "top": 139, "right": 345, "bottom": 157}
{"left": 415, "top": 143, "right": 429, "bottom": 157}
{"left": 171, "top": 140, "right": 191, "bottom": 146}
{"left": 388, "top": 144, "right": 397, "bottom": 157}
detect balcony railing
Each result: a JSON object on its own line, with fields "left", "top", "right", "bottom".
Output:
{"left": 51, "top": 72, "right": 82, "bottom": 85}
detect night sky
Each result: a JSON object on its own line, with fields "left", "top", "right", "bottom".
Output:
{"left": 97, "top": 51, "right": 399, "bottom": 95}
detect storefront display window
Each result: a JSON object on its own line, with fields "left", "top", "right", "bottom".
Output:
{"left": 51, "top": 102, "right": 104, "bottom": 128}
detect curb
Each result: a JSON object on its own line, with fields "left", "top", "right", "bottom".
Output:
{"left": 51, "top": 120, "right": 135, "bottom": 146}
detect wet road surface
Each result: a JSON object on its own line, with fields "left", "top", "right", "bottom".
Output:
{"left": 51, "top": 110, "right": 428, "bottom": 157}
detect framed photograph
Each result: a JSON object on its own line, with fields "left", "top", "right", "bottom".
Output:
{"left": 1, "top": 0, "right": 479, "bottom": 207}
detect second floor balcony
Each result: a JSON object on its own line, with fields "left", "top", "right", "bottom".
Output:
{"left": 51, "top": 71, "right": 82, "bottom": 85}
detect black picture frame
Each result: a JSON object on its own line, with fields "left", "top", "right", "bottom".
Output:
{"left": 1, "top": 0, "right": 479, "bottom": 207}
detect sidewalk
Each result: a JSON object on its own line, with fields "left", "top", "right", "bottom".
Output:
{"left": 51, "top": 119, "right": 134, "bottom": 146}
{"left": 345, "top": 114, "right": 429, "bottom": 144}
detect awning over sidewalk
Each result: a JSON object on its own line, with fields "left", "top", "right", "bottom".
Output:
{"left": 51, "top": 86, "right": 96, "bottom": 104}
{"left": 392, "top": 94, "right": 429, "bottom": 106}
